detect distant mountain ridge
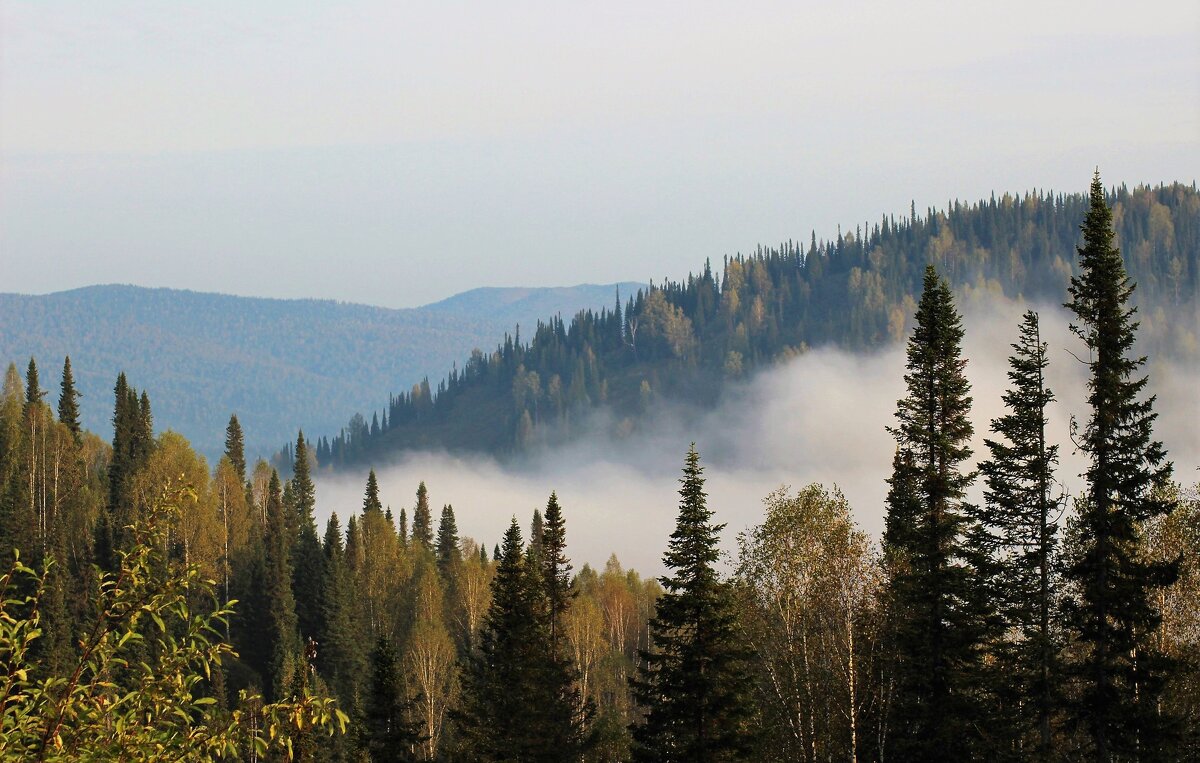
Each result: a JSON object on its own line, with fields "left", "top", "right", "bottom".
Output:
{"left": 0, "top": 282, "right": 643, "bottom": 459}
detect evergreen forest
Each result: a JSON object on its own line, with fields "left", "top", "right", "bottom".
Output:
{"left": 0, "top": 175, "right": 1197, "bottom": 761}
{"left": 314, "top": 182, "right": 1198, "bottom": 466}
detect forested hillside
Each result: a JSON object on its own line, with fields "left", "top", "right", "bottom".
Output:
{"left": 320, "top": 182, "right": 1198, "bottom": 466}
{"left": 0, "top": 283, "right": 639, "bottom": 458}
{"left": 1, "top": 178, "right": 1197, "bottom": 760}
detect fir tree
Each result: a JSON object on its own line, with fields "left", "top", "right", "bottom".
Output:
{"left": 224, "top": 414, "right": 246, "bottom": 484}
{"left": 456, "top": 518, "right": 585, "bottom": 761}
{"left": 263, "top": 471, "right": 300, "bottom": 701}
{"left": 412, "top": 481, "right": 432, "bottom": 546}
{"left": 978, "top": 310, "right": 1062, "bottom": 756}
{"left": 630, "top": 445, "right": 754, "bottom": 762}
{"left": 57, "top": 357, "right": 80, "bottom": 437}
{"left": 398, "top": 507, "right": 408, "bottom": 546}
{"left": 1062, "top": 171, "right": 1179, "bottom": 759}
{"left": 881, "top": 265, "right": 990, "bottom": 759}
{"left": 24, "top": 357, "right": 43, "bottom": 410}
{"left": 291, "top": 432, "right": 325, "bottom": 645}
{"left": 365, "top": 637, "right": 421, "bottom": 762}
{"left": 319, "top": 513, "right": 367, "bottom": 717}
{"left": 436, "top": 504, "right": 459, "bottom": 574}
{"left": 541, "top": 491, "right": 572, "bottom": 648}
{"left": 363, "top": 470, "right": 383, "bottom": 514}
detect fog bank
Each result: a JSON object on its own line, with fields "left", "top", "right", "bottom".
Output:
{"left": 315, "top": 299, "right": 1199, "bottom": 576}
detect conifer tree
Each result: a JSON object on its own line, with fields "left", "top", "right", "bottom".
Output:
{"left": 263, "top": 471, "right": 300, "bottom": 701}
{"left": 291, "top": 432, "right": 325, "bottom": 645}
{"left": 57, "top": 357, "right": 80, "bottom": 437}
{"left": 456, "top": 518, "right": 585, "bottom": 761}
{"left": 319, "top": 513, "right": 367, "bottom": 715}
{"left": 363, "top": 470, "right": 383, "bottom": 514}
{"left": 224, "top": 414, "right": 246, "bottom": 484}
{"left": 978, "top": 310, "right": 1062, "bottom": 755}
{"left": 1062, "top": 171, "right": 1179, "bottom": 759}
{"left": 398, "top": 507, "right": 408, "bottom": 546}
{"left": 412, "top": 481, "right": 432, "bottom": 547}
{"left": 24, "top": 357, "right": 43, "bottom": 409}
{"left": 365, "top": 637, "right": 421, "bottom": 762}
{"left": 541, "top": 491, "right": 572, "bottom": 648}
{"left": 436, "top": 504, "right": 459, "bottom": 574}
{"left": 881, "top": 265, "right": 990, "bottom": 759}
{"left": 630, "top": 445, "right": 754, "bottom": 762}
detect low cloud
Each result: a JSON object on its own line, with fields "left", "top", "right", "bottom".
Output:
{"left": 315, "top": 298, "right": 1199, "bottom": 576}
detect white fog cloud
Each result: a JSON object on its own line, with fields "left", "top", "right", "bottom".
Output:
{"left": 314, "top": 299, "right": 1199, "bottom": 576}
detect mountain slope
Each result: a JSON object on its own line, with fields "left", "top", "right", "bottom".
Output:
{"left": 0, "top": 283, "right": 641, "bottom": 458}
{"left": 319, "top": 182, "right": 1198, "bottom": 466}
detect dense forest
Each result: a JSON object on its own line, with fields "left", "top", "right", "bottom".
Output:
{"left": 315, "top": 182, "right": 1198, "bottom": 466}
{"left": 0, "top": 174, "right": 1197, "bottom": 760}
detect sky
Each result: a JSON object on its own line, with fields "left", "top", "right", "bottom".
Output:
{"left": 2, "top": 0, "right": 1198, "bottom": 308}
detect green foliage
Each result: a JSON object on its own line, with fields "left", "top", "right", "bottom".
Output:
{"left": 0, "top": 485, "right": 346, "bottom": 761}
{"left": 882, "top": 266, "right": 992, "bottom": 759}
{"left": 631, "top": 446, "right": 755, "bottom": 762}
{"left": 977, "top": 310, "right": 1063, "bottom": 757}
{"left": 323, "top": 183, "right": 1200, "bottom": 466}
{"left": 1061, "top": 172, "right": 1180, "bottom": 758}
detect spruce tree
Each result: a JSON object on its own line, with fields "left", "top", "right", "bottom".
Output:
{"left": 1062, "top": 171, "right": 1179, "bottom": 759}
{"left": 290, "top": 432, "right": 325, "bottom": 645}
{"left": 57, "top": 357, "right": 81, "bottom": 437}
{"left": 363, "top": 470, "right": 383, "bottom": 514}
{"left": 630, "top": 445, "right": 754, "bottom": 762}
{"left": 978, "top": 310, "right": 1061, "bottom": 756}
{"left": 365, "top": 637, "right": 421, "bottom": 762}
{"left": 24, "top": 357, "right": 43, "bottom": 409}
{"left": 412, "top": 481, "right": 432, "bottom": 547}
{"left": 456, "top": 518, "right": 585, "bottom": 761}
{"left": 224, "top": 414, "right": 246, "bottom": 484}
{"left": 398, "top": 507, "right": 408, "bottom": 546}
{"left": 436, "top": 504, "right": 459, "bottom": 574}
{"left": 263, "top": 471, "right": 300, "bottom": 701}
{"left": 881, "top": 265, "right": 990, "bottom": 759}
{"left": 541, "top": 491, "right": 572, "bottom": 648}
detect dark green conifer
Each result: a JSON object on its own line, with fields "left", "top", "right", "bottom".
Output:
{"left": 412, "top": 481, "right": 432, "bottom": 546}
{"left": 290, "top": 432, "right": 325, "bottom": 645}
{"left": 630, "top": 445, "right": 755, "bottom": 762}
{"left": 456, "top": 518, "right": 586, "bottom": 761}
{"left": 1062, "top": 171, "right": 1179, "bottom": 759}
{"left": 541, "top": 491, "right": 572, "bottom": 648}
{"left": 263, "top": 471, "right": 299, "bottom": 700}
{"left": 363, "top": 470, "right": 383, "bottom": 514}
{"left": 365, "top": 637, "right": 421, "bottom": 762}
{"left": 224, "top": 414, "right": 246, "bottom": 484}
{"left": 319, "top": 513, "right": 366, "bottom": 712}
{"left": 978, "top": 310, "right": 1062, "bottom": 756}
{"left": 436, "top": 504, "right": 459, "bottom": 573}
{"left": 881, "top": 265, "right": 990, "bottom": 759}
{"left": 24, "top": 357, "right": 43, "bottom": 409}
{"left": 398, "top": 507, "right": 408, "bottom": 545}
{"left": 56, "top": 357, "right": 80, "bottom": 437}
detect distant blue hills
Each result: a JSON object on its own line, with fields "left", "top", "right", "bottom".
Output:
{"left": 0, "top": 283, "right": 642, "bottom": 460}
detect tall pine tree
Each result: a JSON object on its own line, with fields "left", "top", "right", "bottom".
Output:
{"left": 881, "top": 265, "right": 991, "bottom": 760}
{"left": 436, "top": 504, "right": 459, "bottom": 574}
{"left": 630, "top": 445, "right": 754, "bottom": 762}
{"left": 412, "top": 481, "right": 432, "bottom": 547}
{"left": 290, "top": 432, "right": 326, "bottom": 646}
{"left": 978, "top": 310, "right": 1062, "bottom": 756}
{"left": 224, "top": 414, "right": 246, "bottom": 485}
{"left": 56, "top": 357, "right": 80, "bottom": 438}
{"left": 1062, "top": 171, "right": 1179, "bottom": 759}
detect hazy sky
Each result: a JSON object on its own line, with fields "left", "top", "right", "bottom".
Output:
{"left": 3, "top": 1, "right": 1197, "bottom": 308}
